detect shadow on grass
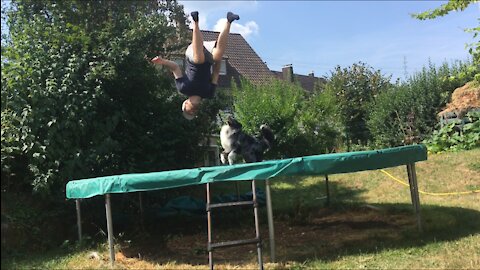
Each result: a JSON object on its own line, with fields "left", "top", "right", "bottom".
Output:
{"left": 114, "top": 178, "right": 480, "bottom": 266}
{"left": 120, "top": 203, "right": 480, "bottom": 266}
{"left": 269, "top": 203, "right": 480, "bottom": 263}
{"left": 5, "top": 178, "right": 477, "bottom": 268}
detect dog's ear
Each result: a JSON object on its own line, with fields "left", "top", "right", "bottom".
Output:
{"left": 227, "top": 117, "right": 242, "bottom": 129}
{"left": 234, "top": 119, "right": 242, "bottom": 129}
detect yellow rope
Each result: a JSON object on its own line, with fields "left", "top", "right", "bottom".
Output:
{"left": 379, "top": 169, "right": 480, "bottom": 196}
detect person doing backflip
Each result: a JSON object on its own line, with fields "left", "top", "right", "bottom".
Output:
{"left": 151, "top": 11, "right": 240, "bottom": 120}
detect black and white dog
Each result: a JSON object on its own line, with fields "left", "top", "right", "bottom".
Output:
{"left": 220, "top": 116, "right": 274, "bottom": 165}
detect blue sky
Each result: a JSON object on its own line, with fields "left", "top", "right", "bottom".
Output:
{"left": 179, "top": 1, "right": 479, "bottom": 81}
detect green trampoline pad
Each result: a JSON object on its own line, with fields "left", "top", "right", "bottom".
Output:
{"left": 66, "top": 144, "right": 427, "bottom": 199}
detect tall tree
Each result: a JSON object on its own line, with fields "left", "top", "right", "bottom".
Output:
{"left": 1, "top": 0, "right": 219, "bottom": 196}
{"left": 231, "top": 78, "right": 343, "bottom": 158}
{"left": 411, "top": 0, "right": 476, "bottom": 19}
{"left": 232, "top": 79, "right": 304, "bottom": 158}
{"left": 412, "top": 0, "right": 479, "bottom": 83}
{"left": 324, "top": 62, "right": 392, "bottom": 148}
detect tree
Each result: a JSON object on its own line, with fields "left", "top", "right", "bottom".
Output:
{"left": 412, "top": 0, "right": 479, "bottom": 83}
{"left": 323, "top": 62, "right": 392, "bottom": 148}
{"left": 230, "top": 77, "right": 344, "bottom": 158}
{"left": 411, "top": 0, "right": 476, "bottom": 19}
{"left": 368, "top": 60, "right": 475, "bottom": 147}
{"left": 1, "top": 0, "right": 219, "bottom": 196}
{"left": 232, "top": 79, "right": 303, "bottom": 158}
{"left": 297, "top": 86, "right": 343, "bottom": 153}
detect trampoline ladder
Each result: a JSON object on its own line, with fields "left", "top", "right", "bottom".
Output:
{"left": 206, "top": 181, "right": 263, "bottom": 270}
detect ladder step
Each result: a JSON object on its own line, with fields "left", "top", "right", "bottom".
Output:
{"left": 209, "top": 238, "right": 261, "bottom": 250}
{"left": 207, "top": 200, "right": 255, "bottom": 210}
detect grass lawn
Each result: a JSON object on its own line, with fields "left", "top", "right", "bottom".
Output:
{"left": 2, "top": 148, "right": 479, "bottom": 269}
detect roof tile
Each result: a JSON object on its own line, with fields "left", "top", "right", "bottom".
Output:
{"left": 202, "top": 30, "right": 274, "bottom": 85}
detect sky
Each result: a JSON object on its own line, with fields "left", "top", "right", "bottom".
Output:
{"left": 178, "top": 0, "right": 479, "bottom": 81}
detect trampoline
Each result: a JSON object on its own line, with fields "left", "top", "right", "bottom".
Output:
{"left": 66, "top": 144, "right": 427, "bottom": 267}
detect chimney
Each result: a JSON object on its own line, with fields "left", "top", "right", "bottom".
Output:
{"left": 308, "top": 71, "right": 315, "bottom": 77}
{"left": 282, "top": 64, "right": 294, "bottom": 83}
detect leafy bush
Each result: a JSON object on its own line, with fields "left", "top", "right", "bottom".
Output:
{"left": 323, "top": 62, "right": 392, "bottom": 147}
{"left": 368, "top": 60, "right": 476, "bottom": 148}
{"left": 232, "top": 79, "right": 304, "bottom": 158}
{"left": 423, "top": 111, "right": 480, "bottom": 153}
{"left": 368, "top": 85, "right": 426, "bottom": 147}
{"left": 1, "top": 1, "right": 217, "bottom": 196}
{"left": 231, "top": 77, "right": 343, "bottom": 157}
{"left": 298, "top": 87, "right": 344, "bottom": 153}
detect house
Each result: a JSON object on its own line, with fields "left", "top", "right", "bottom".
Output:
{"left": 272, "top": 64, "right": 326, "bottom": 92}
{"left": 204, "top": 31, "right": 326, "bottom": 91}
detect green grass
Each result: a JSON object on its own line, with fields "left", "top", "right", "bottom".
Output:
{"left": 2, "top": 148, "right": 480, "bottom": 269}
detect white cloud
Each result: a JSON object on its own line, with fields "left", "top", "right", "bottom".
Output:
{"left": 213, "top": 18, "right": 259, "bottom": 39}
{"left": 179, "top": 1, "right": 258, "bottom": 15}
{"left": 179, "top": 0, "right": 259, "bottom": 32}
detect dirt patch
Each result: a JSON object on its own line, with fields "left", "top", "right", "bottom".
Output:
{"left": 113, "top": 207, "right": 416, "bottom": 268}
{"left": 439, "top": 82, "right": 480, "bottom": 117}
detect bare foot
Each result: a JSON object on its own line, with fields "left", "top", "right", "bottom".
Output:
{"left": 151, "top": 56, "right": 165, "bottom": 65}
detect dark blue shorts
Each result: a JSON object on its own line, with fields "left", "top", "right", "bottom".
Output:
{"left": 175, "top": 77, "right": 216, "bottom": 99}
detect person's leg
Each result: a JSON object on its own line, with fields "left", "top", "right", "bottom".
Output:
{"left": 151, "top": 56, "right": 182, "bottom": 79}
{"left": 212, "top": 12, "right": 239, "bottom": 63}
{"left": 190, "top": 11, "right": 205, "bottom": 64}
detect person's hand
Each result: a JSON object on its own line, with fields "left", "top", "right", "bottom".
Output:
{"left": 150, "top": 56, "right": 165, "bottom": 65}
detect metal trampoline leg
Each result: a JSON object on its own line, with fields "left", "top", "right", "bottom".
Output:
{"left": 325, "top": 175, "right": 330, "bottom": 206}
{"left": 265, "top": 180, "right": 275, "bottom": 263}
{"left": 105, "top": 194, "right": 115, "bottom": 265}
{"left": 407, "top": 163, "right": 422, "bottom": 232}
{"left": 206, "top": 183, "right": 214, "bottom": 270}
{"left": 252, "top": 180, "right": 264, "bottom": 270}
{"left": 75, "top": 199, "right": 82, "bottom": 243}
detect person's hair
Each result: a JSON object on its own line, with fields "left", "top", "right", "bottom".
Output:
{"left": 182, "top": 99, "right": 196, "bottom": 120}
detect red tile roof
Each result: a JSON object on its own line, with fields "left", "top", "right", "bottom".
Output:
{"left": 272, "top": 71, "right": 326, "bottom": 92}
{"left": 201, "top": 30, "right": 274, "bottom": 85}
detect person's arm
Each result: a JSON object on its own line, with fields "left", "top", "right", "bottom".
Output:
{"left": 211, "top": 61, "right": 222, "bottom": 85}
{"left": 151, "top": 56, "right": 183, "bottom": 79}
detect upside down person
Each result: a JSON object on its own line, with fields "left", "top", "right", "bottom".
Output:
{"left": 151, "top": 11, "right": 240, "bottom": 120}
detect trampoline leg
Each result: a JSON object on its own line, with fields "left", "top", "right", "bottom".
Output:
{"left": 206, "top": 183, "right": 214, "bottom": 270}
{"left": 75, "top": 199, "right": 82, "bottom": 244}
{"left": 252, "top": 180, "right": 264, "bottom": 270}
{"left": 265, "top": 180, "right": 275, "bottom": 262}
{"left": 105, "top": 194, "right": 115, "bottom": 265}
{"left": 325, "top": 175, "right": 330, "bottom": 206}
{"left": 406, "top": 163, "right": 422, "bottom": 232}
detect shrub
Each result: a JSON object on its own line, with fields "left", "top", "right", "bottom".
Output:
{"left": 323, "top": 62, "right": 392, "bottom": 147}
{"left": 231, "top": 76, "right": 349, "bottom": 157}
{"left": 423, "top": 111, "right": 480, "bottom": 153}
{"left": 368, "top": 60, "right": 476, "bottom": 148}
{"left": 232, "top": 79, "right": 306, "bottom": 158}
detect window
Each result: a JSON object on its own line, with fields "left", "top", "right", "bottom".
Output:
{"left": 219, "top": 59, "right": 227, "bottom": 75}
